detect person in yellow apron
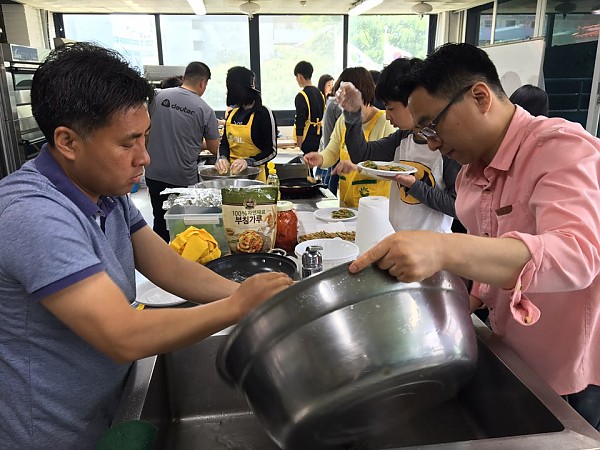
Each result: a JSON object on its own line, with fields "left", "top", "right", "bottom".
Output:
{"left": 215, "top": 66, "right": 277, "bottom": 183}
{"left": 303, "top": 67, "right": 395, "bottom": 207}
{"left": 293, "top": 61, "right": 325, "bottom": 154}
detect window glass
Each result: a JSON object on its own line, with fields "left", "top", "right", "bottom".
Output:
{"left": 477, "top": 11, "right": 494, "bottom": 45}
{"left": 493, "top": 0, "right": 538, "bottom": 43}
{"left": 160, "top": 15, "right": 250, "bottom": 111}
{"left": 62, "top": 14, "right": 158, "bottom": 72}
{"left": 348, "top": 15, "right": 429, "bottom": 67}
{"left": 258, "top": 15, "right": 344, "bottom": 110}
{"left": 548, "top": 13, "right": 599, "bottom": 46}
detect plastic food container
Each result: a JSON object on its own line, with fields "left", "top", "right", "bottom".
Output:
{"left": 164, "top": 205, "right": 229, "bottom": 254}
{"left": 294, "top": 238, "right": 359, "bottom": 272}
{"left": 275, "top": 201, "right": 298, "bottom": 254}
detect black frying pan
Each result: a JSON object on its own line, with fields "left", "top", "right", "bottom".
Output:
{"left": 279, "top": 178, "right": 327, "bottom": 199}
{"left": 205, "top": 253, "right": 299, "bottom": 283}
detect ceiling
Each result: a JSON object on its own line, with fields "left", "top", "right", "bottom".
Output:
{"left": 9, "top": 0, "right": 491, "bottom": 16}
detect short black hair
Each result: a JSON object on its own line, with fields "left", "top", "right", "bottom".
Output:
{"left": 509, "top": 84, "right": 549, "bottom": 116}
{"left": 375, "top": 58, "right": 422, "bottom": 106}
{"left": 336, "top": 67, "right": 375, "bottom": 106}
{"left": 160, "top": 75, "right": 183, "bottom": 89}
{"left": 31, "top": 42, "right": 154, "bottom": 146}
{"left": 414, "top": 43, "right": 506, "bottom": 101}
{"left": 184, "top": 61, "right": 211, "bottom": 83}
{"left": 294, "top": 61, "right": 313, "bottom": 79}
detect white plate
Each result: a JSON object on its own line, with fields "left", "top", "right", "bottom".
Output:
{"left": 136, "top": 280, "right": 188, "bottom": 307}
{"left": 314, "top": 207, "right": 358, "bottom": 222}
{"left": 358, "top": 161, "right": 417, "bottom": 180}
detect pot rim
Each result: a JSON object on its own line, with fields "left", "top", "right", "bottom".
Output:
{"left": 216, "top": 264, "right": 459, "bottom": 385}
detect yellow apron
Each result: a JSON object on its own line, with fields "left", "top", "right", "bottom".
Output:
{"left": 338, "top": 110, "right": 391, "bottom": 207}
{"left": 226, "top": 108, "right": 266, "bottom": 182}
{"left": 295, "top": 90, "right": 323, "bottom": 141}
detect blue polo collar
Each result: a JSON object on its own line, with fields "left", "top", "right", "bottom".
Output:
{"left": 34, "top": 144, "right": 118, "bottom": 219}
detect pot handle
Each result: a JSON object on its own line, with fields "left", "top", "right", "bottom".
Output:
{"left": 268, "top": 248, "right": 287, "bottom": 257}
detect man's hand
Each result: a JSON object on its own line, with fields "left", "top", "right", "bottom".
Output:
{"left": 394, "top": 173, "right": 417, "bottom": 188}
{"left": 230, "top": 159, "right": 248, "bottom": 175}
{"left": 335, "top": 81, "right": 363, "bottom": 113}
{"left": 228, "top": 272, "right": 293, "bottom": 320}
{"left": 215, "top": 158, "right": 230, "bottom": 175}
{"left": 332, "top": 159, "right": 358, "bottom": 175}
{"left": 349, "top": 230, "right": 445, "bottom": 282}
{"left": 303, "top": 152, "right": 324, "bottom": 168}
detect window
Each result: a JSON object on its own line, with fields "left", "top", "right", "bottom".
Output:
{"left": 494, "top": 0, "right": 537, "bottom": 43}
{"left": 348, "top": 15, "right": 429, "bottom": 67}
{"left": 258, "top": 15, "right": 344, "bottom": 110}
{"left": 550, "top": 13, "right": 600, "bottom": 46}
{"left": 160, "top": 15, "right": 250, "bottom": 112}
{"left": 62, "top": 14, "right": 158, "bottom": 72}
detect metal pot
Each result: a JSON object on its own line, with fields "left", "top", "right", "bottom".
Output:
{"left": 199, "top": 165, "right": 261, "bottom": 181}
{"left": 205, "top": 252, "right": 299, "bottom": 283}
{"left": 276, "top": 157, "right": 310, "bottom": 181}
{"left": 217, "top": 264, "right": 477, "bottom": 449}
{"left": 279, "top": 178, "right": 327, "bottom": 199}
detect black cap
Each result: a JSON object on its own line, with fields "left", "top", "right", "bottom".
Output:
{"left": 226, "top": 66, "right": 260, "bottom": 93}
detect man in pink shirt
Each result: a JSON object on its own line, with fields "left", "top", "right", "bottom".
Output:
{"left": 348, "top": 43, "right": 600, "bottom": 430}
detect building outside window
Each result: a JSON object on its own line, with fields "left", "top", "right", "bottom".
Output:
{"left": 160, "top": 15, "right": 250, "bottom": 112}
{"left": 62, "top": 14, "right": 158, "bottom": 72}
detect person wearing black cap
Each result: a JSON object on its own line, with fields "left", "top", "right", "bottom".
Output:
{"left": 215, "top": 66, "right": 277, "bottom": 182}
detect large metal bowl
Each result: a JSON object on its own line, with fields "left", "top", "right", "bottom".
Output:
{"left": 217, "top": 263, "right": 477, "bottom": 449}
{"left": 199, "top": 165, "right": 261, "bottom": 181}
{"left": 196, "top": 178, "right": 265, "bottom": 189}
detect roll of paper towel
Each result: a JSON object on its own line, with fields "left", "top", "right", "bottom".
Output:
{"left": 355, "top": 196, "right": 396, "bottom": 255}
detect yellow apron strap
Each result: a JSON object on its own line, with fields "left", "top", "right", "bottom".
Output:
{"left": 300, "top": 90, "right": 322, "bottom": 139}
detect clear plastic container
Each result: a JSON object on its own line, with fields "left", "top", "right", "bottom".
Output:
{"left": 275, "top": 200, "right": 298, "bottom": 254}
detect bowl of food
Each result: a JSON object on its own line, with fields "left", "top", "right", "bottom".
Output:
{"left": 199, "top": 165, "right": 261, "bottom": 181}
{"left": 216, "top": 264, "right": 477, "bottom": 449}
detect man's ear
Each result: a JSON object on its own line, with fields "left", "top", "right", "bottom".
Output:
{"left": 471, "top": 82, "right": 493, "bottom": 113}
{"left": 53, "top": 126, "right": 80, "bottom": 161}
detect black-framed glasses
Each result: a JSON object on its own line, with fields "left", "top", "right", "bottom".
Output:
{"left": 416, "top": 85, "right": 473, "bottom": 140}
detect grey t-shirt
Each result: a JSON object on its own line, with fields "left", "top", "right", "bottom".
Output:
{"left": 145, "top": 86, "right": 219, "bottom": 186}
{"left": 0, "top": 148, "right": 146, "bottom": 448}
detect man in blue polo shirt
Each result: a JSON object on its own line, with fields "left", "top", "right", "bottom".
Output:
{"left": 0, "top": 43, "right": 292, "bottom": 449}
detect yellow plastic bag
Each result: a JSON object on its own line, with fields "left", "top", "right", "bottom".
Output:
{"left": 169, "top": 226, "right": 221, "bottom": 264}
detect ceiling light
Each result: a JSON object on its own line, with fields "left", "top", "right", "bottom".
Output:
{"left": 186, "top": 0, "right": 206, "bottom": 15}
{"left": 412, "top": 2, "right": 433, "bottom": 17}
{"left": 554, "top": 1, "right": 577, "bottom": 18}
{"left": 348, "top": 0, "right": 384, "bottom": 16}
{"left": 240, "top": 0, "right": 261, "bottom": 17}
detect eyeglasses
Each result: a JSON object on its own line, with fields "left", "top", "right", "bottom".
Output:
{"left": 416, "top": 85, "right": 473, "bottom": 140}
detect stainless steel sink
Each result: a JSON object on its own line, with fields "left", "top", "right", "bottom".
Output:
{"left": 114, "top": 318, "right": 600, "bottom": 449}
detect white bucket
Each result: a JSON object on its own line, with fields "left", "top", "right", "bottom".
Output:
{"left": 294, "top": 238, "right": 360, "bottom": 272}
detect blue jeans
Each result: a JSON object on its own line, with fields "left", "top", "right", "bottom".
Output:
{"left": 563, "top": 384, "right": 600, "bottom": 431}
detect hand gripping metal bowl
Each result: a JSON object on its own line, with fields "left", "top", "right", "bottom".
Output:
{"left": 199, "top": 165, "right": 261, "bottom": 181}
{"left": 216, "top": 263, "right": 478, "bottom": 449}
{"left": 196, "top": 178, "right": 265, "bottom": 189}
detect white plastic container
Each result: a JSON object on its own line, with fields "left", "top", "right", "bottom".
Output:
{"left": 294, "top": 238, "right": 360, "bottom": 272}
